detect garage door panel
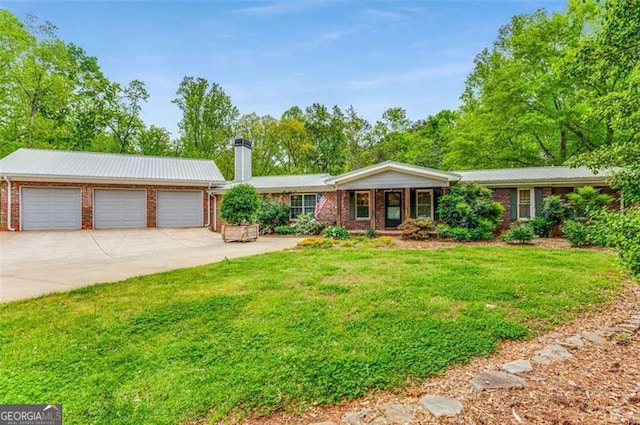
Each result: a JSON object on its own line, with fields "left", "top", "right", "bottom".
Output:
{"left": 94, "top": 189, "right": 146, "bottom": 229}
{"left": 22, "top": 188, "right": 81, "bottom": 230}
{"left": 157, "top": 191, "right": 203, "bottom": 228}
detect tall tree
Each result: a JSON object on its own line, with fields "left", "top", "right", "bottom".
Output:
{"left": 136, "top": 125, "right": 174, "bottom": 156}
{"left": 107, "top": 79, "right": 148, "bottom": 153}
{"left": 303, "top": 103, "right": 348, "bottom": 174}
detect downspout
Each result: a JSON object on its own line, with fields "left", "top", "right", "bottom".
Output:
{"left": 213, "top": 195, "right": 217, "bottom": 232}
{"left": 3, "top": 176, "right": 16, "bottom": 231}
{"left": 204, "top": 183, "right": 213, "bottom": 227}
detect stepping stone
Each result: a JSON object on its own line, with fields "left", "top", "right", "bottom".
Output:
{"left": 618, "top": 322, "right": 639, "bottom": 331}
{"left": 559, "top": 335, "right": 584, "bottom": 349}
{"left": 532, "top": 344, "right": 573, "bottom": 365}
{"left": 378, "top": 405, "right": 414, "bottom": 424}
{"left": 419, "top": 395, "right": 463, "bottom": 418}
{"left": 342, "top": 409, "right": 380, "bottom": 425}
{"left": 502, "top": 359, "right": 533, "bottom": 374}
{"left": 470, "top": 371, "right": 527, "bottom": 392}
{"left": 581, "top": 331, "right": 606, "bottom": 344}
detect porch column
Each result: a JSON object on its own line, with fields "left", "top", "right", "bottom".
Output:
{"left": 370, "top": 189, "right": 375, "bottom": 229}
{"left": 404, "top": 188, "right": 411, "bottom": 222}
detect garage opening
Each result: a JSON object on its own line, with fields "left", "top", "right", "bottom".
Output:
{"left": 21, "top": 187, "right": 82, "bottom": 230}
{"left": 157, "top": 190, "right": 203, "bottom": 228}
{"left": 94, "top": 189, "right": 146, "bottom": 229}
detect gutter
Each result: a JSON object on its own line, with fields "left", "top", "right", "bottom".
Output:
{"left": 3, "top": 176, "right": 16, "bottom": 231}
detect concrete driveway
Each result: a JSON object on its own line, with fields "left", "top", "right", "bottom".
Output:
{"left": 0, "top": 228, "right": 301, "bottom": 303}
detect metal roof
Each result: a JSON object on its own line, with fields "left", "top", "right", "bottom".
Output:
{"left": 0, "top": 148, "right": 225, "bottom": 184}
{"left": 222, "top": 173, "right": 332, "bottom": 193}
{"left": 457, "top": 166, "right": 611, "bottom": 186}
{"left": 326, "top": 160, "right": 461, "bottom": 184}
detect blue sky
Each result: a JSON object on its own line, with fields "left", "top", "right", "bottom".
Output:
{"left": 3, "top": 1, "right": 566, "bottom": 137}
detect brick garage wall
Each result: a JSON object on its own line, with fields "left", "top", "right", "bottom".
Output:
{"left": 1, "top": 181, "right": 210, "bottom": 231}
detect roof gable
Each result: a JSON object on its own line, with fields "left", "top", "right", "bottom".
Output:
{"left": 326, "top": 161, "right": 461, "bottom": 186}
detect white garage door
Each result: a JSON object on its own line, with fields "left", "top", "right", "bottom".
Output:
{"left": 157, "top": 190, "right": 203, "bottom": 228}
{"left": 21, "top": 187, "right": 82, "bottom": 231}
{"left": 94, "top": 189, "right": 146, "bottom": 229}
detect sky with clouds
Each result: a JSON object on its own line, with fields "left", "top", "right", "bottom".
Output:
{"left": 4, "top": 0, "right": 566, "bottom": 137}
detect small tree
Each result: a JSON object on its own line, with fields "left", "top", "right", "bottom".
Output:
{"left": 257, "top": 199, "right": 290, "bottom": 234}
{"left": 220, "top": 183, "right": 261, "bottom": 225}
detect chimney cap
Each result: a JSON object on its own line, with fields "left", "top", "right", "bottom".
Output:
{"left": 234, "top": 138, "right": 252, "bottom": 149}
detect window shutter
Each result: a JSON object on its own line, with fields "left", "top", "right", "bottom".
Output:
{"left": 534, "top": 187, "right": 544, "bottom": 216}
{"left": 433, "top": 189, "right": 440, "bottom": 221}
{"left": 509, "top": 189, "right": 518, "bottom": 221}
{"left": 349, "top": 192, "right": 355, "bottom": 220}
{"left": 410, "top": 190, "right": 416, "bottom": 219}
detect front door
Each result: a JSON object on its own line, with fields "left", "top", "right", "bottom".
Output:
{"left": 385, "top": 191, "right": 402, "bottom": 228}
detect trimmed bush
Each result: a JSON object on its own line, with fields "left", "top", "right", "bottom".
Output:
{"left": 449, "top": 227, "right": 472, "bottom": 242}
{"left": 274, "top": 225, "right": 296, "bottom": 235}
{"left": 502, "top": 222, "right": 536, "bottom": 244}
{"left": 321, "top": 225, "right": 350, "bottom": 240}
{"left": 257, "top": 200, "right": 291, "bottom": 234}
{"left": 562, "top": 220, "right": 590, "bottom": 247}
{"left": 220, "top": 183, "right": 262, "bottom": 225}
{"left": 539, "top": 195, "right": 574, "bottom": 227}
{"left": 530, "top": 216, "right": 555, "bottom": 238}
{"left": 397, "top": 219, "right": 436, "bottom": 240}
{"left": 292, "top": 213, "right": 325, "bottom": 236}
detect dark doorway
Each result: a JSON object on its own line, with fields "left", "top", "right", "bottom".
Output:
{"left": 385, "top": 191, "right": 402, "bottom": 228}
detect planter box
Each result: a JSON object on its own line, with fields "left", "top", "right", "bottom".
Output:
{"left": 221, "top": 224, "right": 259, "bottom": 242}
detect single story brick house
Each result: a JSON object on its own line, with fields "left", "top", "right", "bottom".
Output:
{"left": 0, "top": 140, "right": 614, "bottom": 232}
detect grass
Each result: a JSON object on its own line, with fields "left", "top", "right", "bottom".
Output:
{"left": 0, "top": 245, "right": 625, "bottom": 424}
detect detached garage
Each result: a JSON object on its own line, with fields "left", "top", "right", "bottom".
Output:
{"left": 0, "top": 149, "right": 225, "bottom": 231}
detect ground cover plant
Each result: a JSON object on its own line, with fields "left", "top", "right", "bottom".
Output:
{"left": 0, "top": 246, "right": 624, "bottom": 424}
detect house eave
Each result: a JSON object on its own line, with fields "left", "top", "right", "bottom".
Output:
{"left": 327, "top": 163, "right": 460, "bottom": 185}
{"left": 1, "top": 173, "right": 225, "bottom": 187}
{"left": 470, "top": 177, "right": 609, "bottom": 188}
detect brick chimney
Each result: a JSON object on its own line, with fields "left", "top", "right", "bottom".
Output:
{"left": 234, "top": 138, "right": 252, "bottom": 182}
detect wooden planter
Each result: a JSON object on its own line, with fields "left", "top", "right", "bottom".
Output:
{"left": 221, "top": 224, "right": 259, "bottom": 243}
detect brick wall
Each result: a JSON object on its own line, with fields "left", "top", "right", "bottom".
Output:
{"left": 491, "top": 188, "right": 512, "bottom": 229}
{"left": 1, "top": 181, "right": 210, "bottom": 231}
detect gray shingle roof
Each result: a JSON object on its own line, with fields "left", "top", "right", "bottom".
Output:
{"left": 457, "top": 166, "right": 611, "bottom": 185}
{"left": 223, "top": 174, "right": 332, "bottom": 192}
{"left": 0, "top": 148, "right": 225, "bottom": 184}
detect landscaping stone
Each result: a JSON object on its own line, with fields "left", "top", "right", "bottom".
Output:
{"left": 581, "top": 331, "right": 606, "bottom": 344}
{"left": 342, "top": 409, "right": 381, "bottom": 425}
{"left": 532, "top": 344, "right": 573, "bottom": 365}
{"left": 470, "top": 371, "right": 527, "bottom": 392}
{"left": 419, "top": 395, "right": 463, "bottom": 418}
{"left": 559, "top": 335, "right": 584, "bottom": 349}
{"left": 378, "top": 405, "right": 414, "bottom": 423}
{"left": 618, "top": 322, "right": 639, "bottom": 331}
{"left": 502, "top": 359, "right": 533, "bottom": 374}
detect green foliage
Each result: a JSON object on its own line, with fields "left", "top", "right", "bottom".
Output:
{"left": 257, "top": 200, "right": 291, "bottom": 234}
{"left": 397, "top": 219, "right": 436, "bottom": 240}
{"left": 449, "top": 227, "right": 472, "bottom": 242}
{"left": 0, "top": 246, "right": 622, "bottom": 424}
{"left": 364, "top": 227, "right": 378, "bottom": 238}
{"left": 529, "top": 216, "right": 555, "bottom": 238}
{"left": 566, "top": 186, "right": 613, "bottom": 218}
{"left": 562, "top": 220, "right": 590, "bottom": 247}
{"left": 274, "top": 225, "right": 296, "bottom": 235}
{"left": 502, "top": 222, "right": 536, "bottom": 244}
{"left": 292, "top": 213, "right": 325, "bottom": 236}
{"left": 588, "top": 209, "right": 640, "bottom": 277}
{"left": 540, "top": 195, "right": 574, "bottom": 225}
{"left": 321, "top": 225, "right": 350, "bottom": 240}
{"left": 436, "top": 183, "right": 503, "bottom": 240}
{"left": 220, "top": 184, "right": 261, "bottom": 225}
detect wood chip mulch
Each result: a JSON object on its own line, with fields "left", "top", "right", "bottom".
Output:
{"left": 233, "top": 241, "right": 639, "bottom": 425}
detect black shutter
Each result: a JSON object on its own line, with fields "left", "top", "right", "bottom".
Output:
{"left": 433, "top": 189, "right": 441, "bottom": 221}
{"left": 410, "top": 190, "right": 416, "bottom": 219}
{"left": 510, "top": 188, "right": 518, "bottom": 221}
{"left": 534, "top": 187, "right": 544, "bottom": 217}
{"left": 349, "top": 191, "right": 355, "bottom": 220}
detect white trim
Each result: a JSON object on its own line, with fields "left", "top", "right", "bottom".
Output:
{"left": 355, "top": 190, "right": 371, "bottom": 220}
{"left": 415, "top": 189, "right": 434, "bottom": 219}
{"left": 517, "top": 188, "right": 534, "bottom": 220}
{"left": 20, "top": 186, "right": 82, "bottom": 231}
{"left": 156, "top": 189, "right": 204, "bottom": 228}
{"left": 327, "top": 161, "right": 460, "bottom": 185}
{"left": 290, "top": 193, "right": 317, "bottom": 220}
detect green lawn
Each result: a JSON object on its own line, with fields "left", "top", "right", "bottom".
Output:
{"left": 0, "top": 245, "right": 624, "bottom": 424}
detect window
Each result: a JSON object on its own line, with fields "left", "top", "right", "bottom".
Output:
{"left": 416, "top": 190, "right": 433, "bottom": 219}
{"left": 290, "top": 194, "right": 316, "bottom": 219}
{"left": 518, "top": 189, "right": 533, "bottom": 219}
{"left": 355, "top": 191, "right": 370, "bottom": 219}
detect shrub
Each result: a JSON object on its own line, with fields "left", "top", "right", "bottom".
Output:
{"left": 529, "top": 216, "right": 555, "bottom": 237}
{"left": 589, "top": 209, "right": 640, "bottom": 277}
{"left": 566, "top": 186, "right": 614, "bottom": 218}
{"left": 321, "top": 225, "right": 350, "bottom": 240}
{"left": 220, "top": 183, "right": 262, "bottom": 225}
{"left": 292, "top": 213, "right": 325, "bottom": 236}
{"left": 364, "top": 227, "right": 378, "bottom": 238}
{"left": 257, "top": 200, "right": 291, "bottom": 234}
{"left": 449, "top": 227, "right": 472, "bottom": 242}
{"left": 562, "top": 220, "right": 590, "bottom": 247}
{"left": 437, "top": 183, "right": 504, "bottom": 239}
{"left": 397, "top": 218, "right": 436, "bottom": 240}
{"left": 297, "top": 237, "right": 333, "bottom": 248}
{"left": 502, "top": 222, "right": 536, "bottom": 244}
{"left": 274, "top": 225, "right": 296, "bottom": 235}
{"left": 539, "top": 195, "right": 574, "bottom": 227}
